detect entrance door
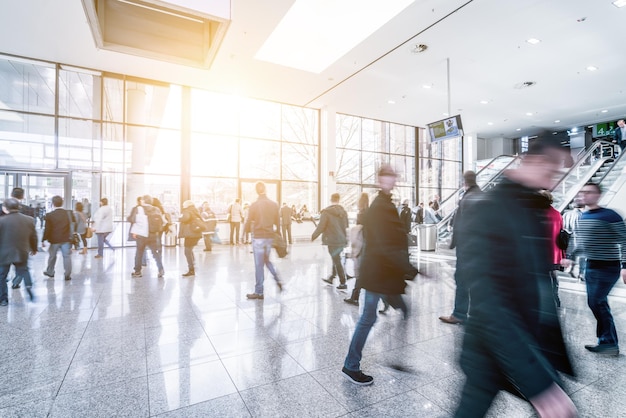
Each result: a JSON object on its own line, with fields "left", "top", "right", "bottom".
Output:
{"left": 240, "top": 180, "right": 280, "bottom": 206}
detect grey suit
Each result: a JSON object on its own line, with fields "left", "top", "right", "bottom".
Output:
{"left": 0, "top": 211, "right": 38, "bottom": 302}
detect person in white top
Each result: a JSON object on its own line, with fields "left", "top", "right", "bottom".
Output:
{"left": 92, "top": 197, "right": 114, "bottom": 258}
{"left": 228, "top": 198, "right": 244, "bottom": 245}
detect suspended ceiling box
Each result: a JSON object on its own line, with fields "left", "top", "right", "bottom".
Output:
{"left": 81, "top": 0, "right": 230, "bottom": 68}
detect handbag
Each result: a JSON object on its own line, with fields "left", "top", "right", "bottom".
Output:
{"left": 272, "top": 231, "right": 288, "bottom": 258}
{"left": 556, "top": 229, "right": 571, "bottom": 251}
{"left": 85, "top": 227, "right": 94, "bottom": 239}
{"left": 67, "top": 210, "right": 80, "bottom": 246}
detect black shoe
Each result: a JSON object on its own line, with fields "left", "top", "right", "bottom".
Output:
{"left": 276, "top": 281, "right": 283, "bottom": 292}
{"left": 246, "top": 293, "right": 264, "bottom": 300}
{"left": 346, "top": 274, "right": 355, "bottom": 280}
{"left": 158, "top": 270, "right": 165, "bottom": 278}
{"left": 131, "top": 271, "right": 142, "bottom": 278}
{"left": 11, "top": 284, "right": 20, "bottom": 289}
{"left": 182, "top": 270, "right": 195, "bottom": 277}
{"left": 43, "top": 272, "right": 54, "bottom": 278}
{"left": 26, "top": 287, "right": 34, "bottom": 301}
{"left": 344, "top": 298, "right": 359, "bottom": 306}
{"left": 321, "top": 277, "right": 334, "bottom": 285}
{"left": 0, "top": 300, "right": 7, "bottom": 306}
{"left": 337, "top": 284, "right": 347, "bottom": 290}
{"left": 65, "top": 276, "right": 71, "bottom": 281}
{"left": 379, "top": 308, "right": 388, "bottom": 315}
{"left": 584, "top": 344, "right": 619, "bottom": 355}
{"left": 341, "top": 367, "right": 373, "bottom": 386}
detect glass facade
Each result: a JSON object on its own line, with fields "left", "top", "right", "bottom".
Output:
{"left": 335, "top": 114, "right": 416, "bottom": 214}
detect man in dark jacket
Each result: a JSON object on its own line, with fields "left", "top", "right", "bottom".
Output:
{"left": 42, "top": 195, "right": 74, "bottom": 281}
{"left": 440, "top": 170, "right": 482, "bottom": 325}
{"left": 244, "top": 181, "right": 283, "bottom": 299}
{"left": 399, "top": 199, "right": 412, "bottom": 233}
{"left": 312, "top": 193, "right": 349, "bottom": 290}
{"left": 0, "top": 198, "right": 38, "bottom": 304}
{"left": 342, "top": 164, "right": 418, "bottom": 386}
{"left": 455, "top": 138, "right": 577, "bottom": 417}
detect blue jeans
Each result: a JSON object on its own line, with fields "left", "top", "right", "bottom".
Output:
{"left": 45, "top": 242, "right": 72, "bottom": 278}
{"left": 585, "top": 261, "right": 621, "bottom": 345}
{"left": 134, "top": 235, "right": 164, "bottom": 273}
{"left": 96, "top": 232, "right": 114, "bottom": 256}
{"left": 9, "top": 261, "right": 33, "bottom": 288}
{"left": 253, "top": 238, "right": 278, "bottom": 294}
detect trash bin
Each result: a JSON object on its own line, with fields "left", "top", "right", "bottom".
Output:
{"left": 418, "top": 224, "right": 437, "bottom": 251}
{"left": 164, "top": 223, "right": 178, "bottom": 247}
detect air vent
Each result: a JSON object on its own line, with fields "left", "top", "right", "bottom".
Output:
{"left": 514, "top": 81, "right": 537, "bottom": 89}
{"left": 410, "top": 44, "right": 428, "bottom": 54}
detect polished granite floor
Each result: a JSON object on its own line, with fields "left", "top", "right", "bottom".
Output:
{"left": 1, "top": 240, "right": 625, "bottom": 417}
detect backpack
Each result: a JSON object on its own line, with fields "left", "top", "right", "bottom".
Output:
{"left": 145, "top": 205, "right": 165, "bottom": 233}
{"left": 349, "top": 224, "right": 364, "bottom": 258}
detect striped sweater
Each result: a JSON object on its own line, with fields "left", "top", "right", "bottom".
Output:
{"left": 571, "top": 207, "right": 626, "bottom": 266}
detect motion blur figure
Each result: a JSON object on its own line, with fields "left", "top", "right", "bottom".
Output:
{"left": 455, "top": 138, "right": 577, "bottom": 418}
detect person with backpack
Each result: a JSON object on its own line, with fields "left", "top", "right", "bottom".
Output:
{"left": 179, "top": 200, "right": 204, "bottom": 277}
{"left": 130, "top": 195, "right": 164, "bottom": 278}
{"left": 228, "top": 198, "right": 244, "bottom": 245}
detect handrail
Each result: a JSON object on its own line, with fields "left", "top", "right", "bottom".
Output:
{"left": 555, "top": 157, "right": 612, "bottom": 213}
{"left": 550, "top": 140, "right": 617, "bottom": 192}
{"left": 596, "top": 145, "right": 625, "bottom": 185}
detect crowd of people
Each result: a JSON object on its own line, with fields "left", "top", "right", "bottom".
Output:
{"left": 2, "top": 135, "right": 626, "bottom": 416}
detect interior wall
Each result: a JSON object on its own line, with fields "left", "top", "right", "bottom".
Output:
{"left": 476, "top": 137, "right": 515, "bottom": 160}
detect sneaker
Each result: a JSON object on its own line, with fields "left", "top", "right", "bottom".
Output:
{"left": 584, "top": 344, "right": 619, "bottom": 355}
{"left": 341, "top": 367, "right": 373, "bottom": 386}
{"left": 11, "top": 284, "right": 20, "bottom": 289}
{"left": 131, "top": 271, "right": 142, "bottom": 278}
{"left": 344, "top": 298, "right": 359, "bottom": 306}
{"left": 276, "top": 281, "right": 284, "bottom": 292}
{"left": 94, "top": 255, "right": 103, "bottom": 259}
{"left": 182, "top": 271, "right": 195, "bottom": 277}
{"left": 158, "top": 270, "right": 165, "bottom": 278}
{"left": 246, "top": 293, "right": 264, "bottom": 300}
{"left": 43, "top": 271, "right": 54, "bottom": 278}
{"left": 0, "top": 300, "right": 7, "bottom": 307}
{"left": 321, "top": 277, "right": 334, "bottom": 285}
{"left": 64, "top": 276, "right": 71, "bottom": 281}
{"left": 337, "top": 284, "right": 347, "bottom": 290}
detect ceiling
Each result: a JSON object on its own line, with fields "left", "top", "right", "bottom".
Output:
{"left": 0, "top": 0, "right": 624, "bottom": 140}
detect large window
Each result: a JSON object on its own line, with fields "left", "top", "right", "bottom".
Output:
{"left": 336, "top": 114, "right": 416, "bottom": 212}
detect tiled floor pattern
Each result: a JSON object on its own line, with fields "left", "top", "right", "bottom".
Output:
{"left": 0, "top": 242, "right": 625, "bottom": 417}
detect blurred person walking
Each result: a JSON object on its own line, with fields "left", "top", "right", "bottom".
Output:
{"left": 312, "top": 193, "right": 349, "bottom": 290}
{"left": 130, "top": 195, "right": 165, "bottom": 278}
{"left": 228, "top": 198, "right": 244, "bottom": 245}
{"left": 344, "top": 192, "right": 369, "bottom": 306}
{"left": 455, "top": 138, "right": 576, "bottom": 418}
{"left": 92, "top": 197, "right": 114, "bottom": 258}
{"left": 342, "top": 165, "right": 418, "bottom": 386}
{"left": 280, "top": 202, "right": 293, "bottom": 244}
{"left": 539, "top": 190, "right": 565, "bottom": 308}
{"left": 0, "top": 198, "right": 38, "bottom": 303}
{"left": 179, "top": 200, "right": 203, "bottom": 277}
{"left": 42, "top": 195, "right": 75, "bottom": 281}
{"left": 563, "top": 182, "right": 626, "bottom": 356}
{"left": 74, "top": 201, "right": 89, "bottom": 254}
{"left": 244, "top": 182, "right": 283, "bottom": 299}
{"left": 200, "top": 202, "right": 217, "bottom": 251}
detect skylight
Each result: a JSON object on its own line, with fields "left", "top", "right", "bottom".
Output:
{"left": 255, "top": 0, "right": 415, "bottom": 73}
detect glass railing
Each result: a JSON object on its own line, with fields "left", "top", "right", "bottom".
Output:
{"left": 599, "top": 150, "right": 626, "bottom": 206}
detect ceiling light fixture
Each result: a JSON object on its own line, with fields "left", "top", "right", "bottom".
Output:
{"left": 572, "top": 127, "right": 578, "bottom": 133}
{"left": 613, "top": 0, "right": 626, "bottom": 7}
{"left": 442, "top": 113, "right": 449, "bottom": 116}
{"left": 479, "top": 100, "right": 489, "bottom": 104}
{"left": 422, "top": 84, "right": 432, "bottom": 89}
{"left": 516, "top": 128, "right": 521, "bottom": 131}
{"left": 514, "top": 81, "right": 537, "bottom": 89}
{"left": 526, "top": 112, "right": 533, "bottom": 116}
{"left": 487, "top": 122, "right": 493, "bottom": 125}
{"left": 601, "top": 109, "right": 608, "bottom": 113}
{"left": 387, "top": 100, "right": 396, "bottom": 104}
{"left": 586, "top": 66, "right": 598, "bottom": 71}
{"left": 410, "top": 44, "right": 428, "bottom": 54}
{"left": 526, "top": 38, "right": 541, "bottom": 44}
{"left": 554, "top": 120, "right": 560, "bottom": 123}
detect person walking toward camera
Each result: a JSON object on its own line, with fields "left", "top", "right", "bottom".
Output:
{"left": 312, "top": 193, "right": 349, "bottom": 290}
{"left": 42, "top": 195, "right": 74, "bottom": 281}
{"left": 179, "top": 200, "right": 203, "bottom": 277}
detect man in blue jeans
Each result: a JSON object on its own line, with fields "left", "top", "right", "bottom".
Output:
{"left": 42, "top": 195, "right": 74, "bottom": 281}
{"left": 244, "top": 182, "right": 283, "bottom": 299}
{"left": 342, "top": 164, "right": 418, "bottom": 385}
{"left": 564, "top": 182, "right": 626, "bottom": 355}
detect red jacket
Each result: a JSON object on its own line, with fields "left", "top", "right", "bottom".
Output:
{"left": 547, "top": 206, "right": 564, "bottom": 265}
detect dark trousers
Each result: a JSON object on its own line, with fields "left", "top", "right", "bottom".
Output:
{"left": 327, "top": 246, "right": 346, "bottom": 284}
{"left": 585, "top": 260, "right": 621, "bottom": 345}
{"left": 202, "top": 233, "right": 212, "bottom": 251}
{"left": 230, "top": 222, "right": 240, "bottom": 244}
{"left": 134, "top": 235, "right": 163, "bottom": 273}
{"left": 281, "top": 223, "right": 292, "bottom": 244}
{"left": 452, "top": 272, "right": 470, "bottom": 321}
{"left": 0, "top": 262, "right": 33, "bottom": 302}
{"left": 184, "top": 237, "right": 200, "bottom": 270}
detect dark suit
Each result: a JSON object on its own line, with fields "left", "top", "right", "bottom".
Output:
{"left": 0, "top": 211, "right": 38, "bottom": 302}
{"left": 614, "top": 125, "right": 625, "bottom": 150}
{"left": 42, "top": 208, "right": 74, "bottom": 279}
{"left": 455, "top": 178, "right": 573, "bottom": 417}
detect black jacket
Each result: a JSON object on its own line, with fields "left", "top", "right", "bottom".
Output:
{"left": 43, "top": 208, "right": 75, "bottom": 244}
{"left": 0, "top": 212, "right": 37, "bottom": 264}
{"left": 449, "top": 184, "right": 482, "bottom": 250}
{"left": 399, "top": 205, "right": 412, "bottom": 233}
{"left": 359, "top": 191, "right": 417, "bottom": 295}
{"left": 311, "top": 204, "right": 348, "bottom": 246}
{"left": 459, "top": 178, "right": 573, "bottom": 403}
{"left": 179, "top": 206, "right": 203, "bottom": 239}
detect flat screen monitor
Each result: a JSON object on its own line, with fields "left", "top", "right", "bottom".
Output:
{"left": 427, "top": 115, "right": 463, "bottom": 143}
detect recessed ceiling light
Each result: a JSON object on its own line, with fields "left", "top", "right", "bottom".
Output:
{"left": 410, "top": 44, "right": 428, "bottom": 54}
{"left": 613, "top": 0, "right": 626, "bottom": 8}
{"left": 586, "top": 66, "right": 598, "bottom": 71}
{"left": 387, "top": 100, "right": 396, "bottom": 104}
{"left": 479, "top": 100, "right": 489, "bottom": 104}
{"left": 526, "top": 112, "right": 533, "bottom": 116}
{"left": 516, "top": 128, "right": 521, "bottom": 131}
{"left": 601, "top": 109, "right": 608, "bottom": 113}
{"left": 554, "top": 120, "right": 560, "bottom": 123}
{"left": 572, "top": 127, "right": 578, "bottom": 133}
{"left": 422, "top": 84, "right": 432, "bottom": 89}
{"left": 526, "top": 38, "right": 541, "bottom": 44}
{"left": 442, "top": 113, "right": 449, "bottom": 116}
{"left": 487, "top": 122, "right": 493, "bottom": 126}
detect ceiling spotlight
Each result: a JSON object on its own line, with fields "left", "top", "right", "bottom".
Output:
{"left": 516, "top": 128, "right": 521, "bottom": 131}
{"left": 601, "top": 109, "right": 608, "bottom": 113}
{"left": 422, "top": 84, "right": 432, "bottom": 89}
{"left": 526, "top": 38, "right": 541, "bottom": 44}
{"left": 387, "top": 100, "right": 396, "bottom": 104}
{"left": 586, "top": 66, "right": 598, "bottom": 71}
{"left": 442, "top": 113, "right": 449, "bottom": 116}
{"left": 514, "top": 81, "right": 537, "bottom": 89}
{"left": 479, "top": 100, "right": 489, "bottom": 104}
{"left": 572, "top": 127, "right": 578, "bottom": 133}
{"left": 526, "top": 112, "right": 533, "bottom": 116}
{"left": 554, "top": 120, "right": 560, "bottom": 123}
{"left": 613, "top": 0, "right": 626, "bottom": 8}
{"left": 410, "top": 44, "right": 428, "bottom": 54}
{"left": 487, "top": 122, "right": 493, "bottom": 126}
